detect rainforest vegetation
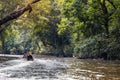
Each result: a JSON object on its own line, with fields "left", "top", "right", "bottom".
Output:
{"left": 0, "top": 0, "right": 120, "bottom": 60}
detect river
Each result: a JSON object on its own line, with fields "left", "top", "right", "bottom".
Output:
{"left": 0, "top": 54, "right": 120, "bottom": 80}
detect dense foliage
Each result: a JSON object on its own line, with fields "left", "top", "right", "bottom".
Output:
{"left": 0, "top": 0, "right": 120, "bottom": 59}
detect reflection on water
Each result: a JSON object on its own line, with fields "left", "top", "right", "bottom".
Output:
{"left": 67, "top": 59, "right": 120, "bottom": 80}
{"left": 0, "top": 56, "right": 119, "bottom": 80}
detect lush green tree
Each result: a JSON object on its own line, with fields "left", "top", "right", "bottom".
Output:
{"left": 33, "top": 0, "right": 71, "bottom": 56}
{"left": 0, "top": 0, "right": 120, "bottom": 59}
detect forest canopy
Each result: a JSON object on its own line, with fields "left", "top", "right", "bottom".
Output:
{"left": 0, "top": 0, "right": 120, "bottom": 60}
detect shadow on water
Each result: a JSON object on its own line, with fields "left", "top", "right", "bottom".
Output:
{"left": 0, "top": 55, "right": 119, "bottom": 80}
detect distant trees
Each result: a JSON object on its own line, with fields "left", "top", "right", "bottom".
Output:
{"left": 33, "top": 0, "right": 70, "bottom": 56}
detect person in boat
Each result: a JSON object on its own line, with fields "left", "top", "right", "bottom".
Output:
{"left": 27, "top": 52, "right": 34, "bottom": 61}
{"left": 23, "top": 53, "right": 27, "bottom": 58}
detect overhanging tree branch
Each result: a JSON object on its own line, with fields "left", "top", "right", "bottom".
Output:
{"left": 107, "top": 0, "right": 116, "bottom": 9}
{"left": 0, "top": 0, "right": 41, "bottom": 26}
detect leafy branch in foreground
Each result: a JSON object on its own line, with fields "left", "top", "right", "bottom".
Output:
{"left": 0, "top": 0, "right": 41, "bottom": 31}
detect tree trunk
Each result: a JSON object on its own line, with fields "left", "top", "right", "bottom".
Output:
{"left": 98, "top": 0, "right": 110, "bottom": 37}
{"left": 104, "top": 17, "right": 109, "bottom": 37}
{"left": 55, "top": 45, "right": 65, "bottom": 57}
{"left": 0, "top": 33, "right": 5, "bottom": 54}
{"left": 36, "top": 41, "right": 41, "bottom": 51}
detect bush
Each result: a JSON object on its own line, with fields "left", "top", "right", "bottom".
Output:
{"left": 64, "top": 45, "right": 74, "bottom": 57}
{"left": 73, "top": 35, "right": 120, "bottom": 60}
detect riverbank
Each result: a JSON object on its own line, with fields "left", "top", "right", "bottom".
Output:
{"left": 73, "top": 35, "right": 120, "bottom": 60}
{"left": 0, "top": 56, "right": 18, "bottom": 63}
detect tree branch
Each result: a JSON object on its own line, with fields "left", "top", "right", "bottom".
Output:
{"left": 107, "top": 0, "right": 116, "bottom": 9}
{"left": 0, "top": 0, "right": 41, "bottom": 26}
{"left": 98, "top": 0, "right": 108, "bottom": 14}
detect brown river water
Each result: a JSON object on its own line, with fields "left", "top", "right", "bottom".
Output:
{"left": 0, "top": 54, "right": 119, "bottom": 80}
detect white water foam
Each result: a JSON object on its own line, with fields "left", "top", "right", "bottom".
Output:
{"left": 0, "top": 59, "right": 33, "bottom": 71}
{"left": 34, "top": 59, "right": 68, "bottom": 69}
{"left": 0, "top": 58, "right": 77, "bottom": 80}
{"left": 0, "top": 54, "right": 22, "bottom": 58}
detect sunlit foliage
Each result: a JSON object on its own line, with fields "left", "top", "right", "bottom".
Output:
{"left": 0, "top": 0, "right": 120, "bottom": 59}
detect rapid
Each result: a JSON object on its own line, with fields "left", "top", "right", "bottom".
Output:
{"left": 0, "top": 54, "right": 119, "bottom": 80}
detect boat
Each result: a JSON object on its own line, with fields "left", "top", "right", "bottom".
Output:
{"left": 23, "top": 52, "right": 34, "bottom": 61}
{"left": 27, "top": 55, "right": 34, "bottom": 61}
